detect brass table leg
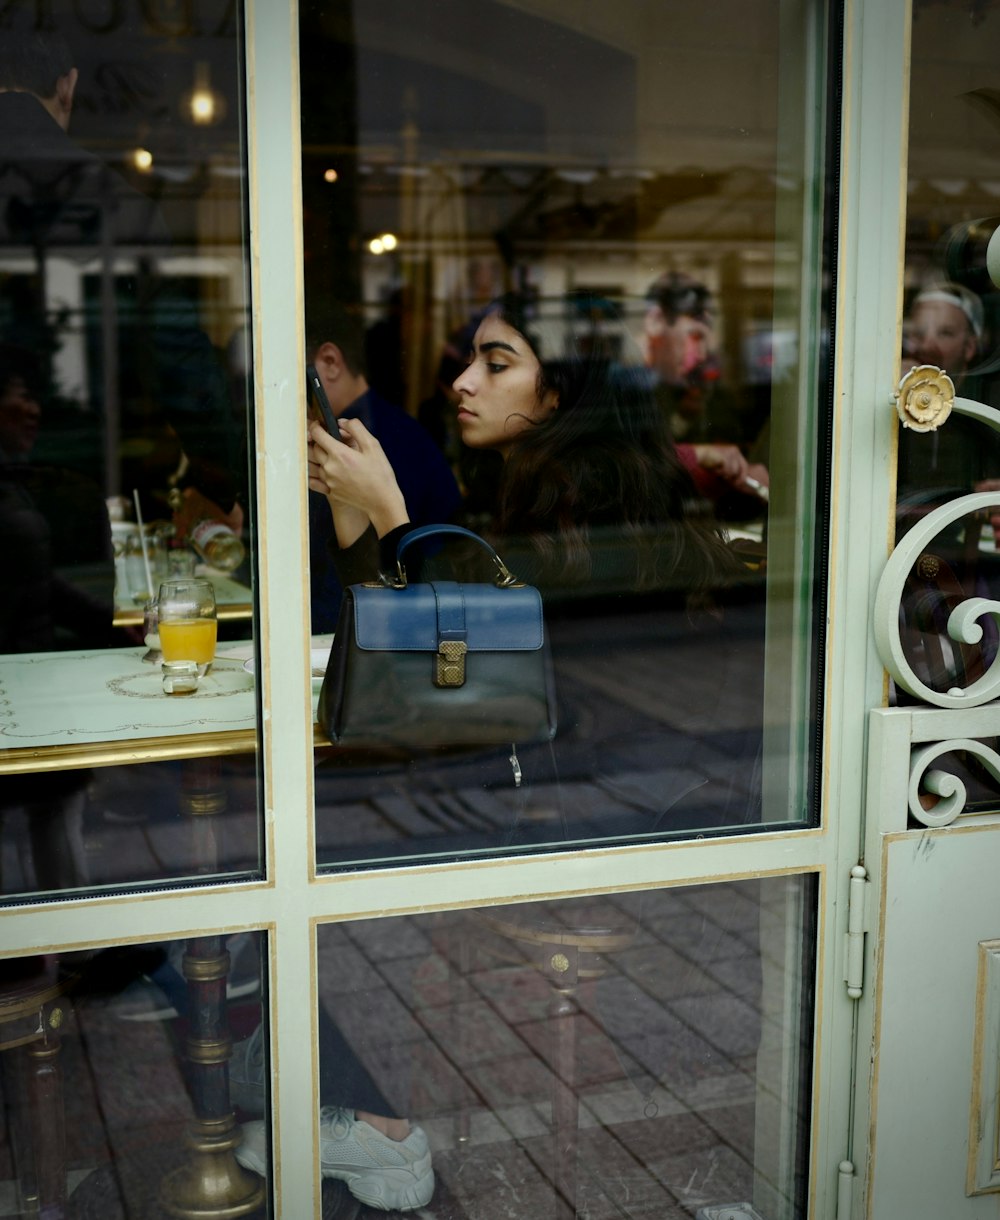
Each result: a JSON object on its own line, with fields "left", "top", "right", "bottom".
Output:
{"left": 181, "top": 756, "right": 226, "bottom": 876}
{"left": 0, "top": 964, "right": 73, "bottom": 1219}
{"left": 25, "top": 1033, "right": 66, "bottom": 1219}
{"left": 160, "top": 760, "right": 264, "bottom": 1218}
{"left": 475, "top": 905, "right": 637, "bottom": 1220}
{"left": 545, "top": 945, "right": 579, "bottom": 1220}
{"left": 160, "top": 937, "right": 264, "bottom": 1218}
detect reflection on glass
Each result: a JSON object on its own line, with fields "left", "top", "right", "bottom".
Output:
{"left": 0, "top": 11, "right": 257, "bottom": 898}
{"left": 904, "top": 5, "right": 1000, "bottom": 408}
{"left": 0, "top": 933, "right": 267, "bottom": 1217}
{"left": 303, "top": 0, "right": 835, "bottom": 866}
{"left": 899, "top": 3, "right": 1000, "bottom": 514}
{"left": 239, "top": 878, "right": 812, "bottom": 1216}
{"left": 893, "top": 5, "right": 1000, "bottom": 806}
{"left": 0, "top": 755, "right": 262, "bottom": 896}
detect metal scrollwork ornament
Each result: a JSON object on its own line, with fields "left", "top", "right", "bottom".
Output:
{"left": 876, "top": 391, "right": 1000, "bottom": 708}
{"left": 877, "top": 390, "right": 1000, "bottom": 828}
{"left": 908, "top": 739, "right": 1000, "bottom": 826}
{"left": 875, "top": 489, "right": 1000, "bottom": 706}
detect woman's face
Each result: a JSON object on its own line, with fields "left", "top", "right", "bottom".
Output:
{"left": 452, "top": 316, "right": 557, "bottom": 455}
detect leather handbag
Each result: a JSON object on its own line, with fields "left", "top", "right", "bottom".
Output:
{"left": 319, "top": 524, "right": 556, "bottom": 749}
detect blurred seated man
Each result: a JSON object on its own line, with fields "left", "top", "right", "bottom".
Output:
{"left": 0, "top": 343, "right": 119, "bottom": 891}
{"left": 307, "top": 301, "right": 462, "bottom": 632}
{"left": 0, "top": 344, "right": 116, "bottom": 653}
{"left": 642, "top": 272, "right": 769, "bottom": 510}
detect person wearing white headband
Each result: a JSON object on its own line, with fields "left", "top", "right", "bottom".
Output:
{"left": 897, "top": 278, "right": 1000, "bottom": 544}
{"left": 902, "top": 281, "right": 984, "bottom": 379}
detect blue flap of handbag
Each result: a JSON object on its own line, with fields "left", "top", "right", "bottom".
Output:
{"left": 349, "top": 580, "right": 544, "bottom": 652}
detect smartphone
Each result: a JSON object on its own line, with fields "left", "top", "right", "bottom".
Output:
{"left": 306, "top": 363, "right": 344, "bottom": 440}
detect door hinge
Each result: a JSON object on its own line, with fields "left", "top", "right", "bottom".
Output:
{"left": 836, "top": 1159, "right": 855, "bottom": 1219}
{"left": 844, "top": 864, "right": 869, "bottom": 1000}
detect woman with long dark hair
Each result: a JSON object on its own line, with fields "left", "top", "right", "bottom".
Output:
{"left": 261, "top": 296, "right": 765, "bottom": 1207}
{"left": 308, "top": 291, "right": 761, "bottom": 850}
{"left": 309, "top": 292, "right": 737, "bottom": 602}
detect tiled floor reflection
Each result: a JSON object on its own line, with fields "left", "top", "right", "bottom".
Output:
{"left": 0, "top": 758, "right": 262, "bottom": 899}
{"left": 315, "top": 880, "right": 811, "bottom": 1219}
{"left": 0, "top": 882, "right": 809, "bottom": 1218}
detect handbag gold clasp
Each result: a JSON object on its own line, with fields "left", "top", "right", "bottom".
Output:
{"left": 435, "top": 640, "right": 467, "bottom": 687}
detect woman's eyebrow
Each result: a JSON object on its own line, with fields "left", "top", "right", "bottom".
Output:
{"left": 478, "top": 340, "right": 519, "bottom": 355}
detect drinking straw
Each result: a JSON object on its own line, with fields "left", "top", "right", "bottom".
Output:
{"left": 132, "top": 489, "right": 154, "bottom": 596}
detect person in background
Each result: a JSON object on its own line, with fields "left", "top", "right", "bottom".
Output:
{"left": 0, "top": 344, "right": 118, "bottom": 890}
{"left": 0, "top": 344, "right": 116, "bottom": 653}
{"left": 901, "top": 280, "right": 984, "bottom": 383}
{"left": 897, "top": 281, "right": 996, "bottom": 514}
{"left": 895, "top": 281, "right": 1000, "bottom": 696}
{"left": 307, "top": 301, "right": 462, "bottom": 632}
{"left": 643, "top": 272, "right": 769, "bottom": 508}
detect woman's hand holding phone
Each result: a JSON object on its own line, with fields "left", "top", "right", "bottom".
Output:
{"left": 308, "top": 419, "right": 369, "bottom": 547}
{"left": 307, "top": 418, "right": 408, "bottom": 539}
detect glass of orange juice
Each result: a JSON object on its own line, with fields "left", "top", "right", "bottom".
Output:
{"left": 157, "top": 578, "right": 217, "bottom": 676}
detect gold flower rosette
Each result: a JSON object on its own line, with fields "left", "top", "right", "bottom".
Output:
{"left": 894, "top": 363, "right": 955, "bottom": 432}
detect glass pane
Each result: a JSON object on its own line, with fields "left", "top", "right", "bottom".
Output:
{"left": 0, "top": 755, "right": 260, "bottom": 892}
{"left": 0, "top": 9, "right": 259, "bottom": 898}
{"left": 893, "top": 3, "right": 1000, "bottom": 809}
{"left": 0, "top": 932, "right": 268, "bottom": 1217}
{"left": 302, "top": 1, "right": 837, "bottom": 867}
{"left": 239, "top": 877, "right": 814, "bottom": 1217}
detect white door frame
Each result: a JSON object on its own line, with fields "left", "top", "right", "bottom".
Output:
{"left": 0, "top": 1, "right": 919, "bottom": 1216}
{"left": 842, "top": 0, "right": 1000, "bottom": 1212}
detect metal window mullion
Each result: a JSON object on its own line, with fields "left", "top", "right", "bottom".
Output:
{"left": 820, "top": 0, "right": 913, "bottom": 1217}
{"left": 298, "top": 831, "right": 831, "bottom": 923}
{"left": 245, "top": 0, "right": 319, "bottom": 1215}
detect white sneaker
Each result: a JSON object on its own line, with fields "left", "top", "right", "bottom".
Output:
{"left": 233, "top": 1119, "right": 268, "bottom": 1176}
{"left": 234, "top": 1108, "right": 434, "bottom": 1212}
{"left": 320, "top": 1107, "right": 434, "bottom": 1211}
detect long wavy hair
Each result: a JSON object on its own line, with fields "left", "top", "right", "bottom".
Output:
{"left": 481, "top": 294, "right": 737, "bottom": 594}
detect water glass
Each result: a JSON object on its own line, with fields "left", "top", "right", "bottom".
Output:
{"left": 167, "top": 549, "right": 198, "bottom": 579}
{"left": 141, "top": 598, "right": 162, "bottom": 665}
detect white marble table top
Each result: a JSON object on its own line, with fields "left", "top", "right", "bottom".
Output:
{"left": 0, "top": 638, "right": 331, "bottom": 773}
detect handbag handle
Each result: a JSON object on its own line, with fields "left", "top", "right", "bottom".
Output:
{"left": 394, "top": 524, "right": 521, "bottom": 588}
